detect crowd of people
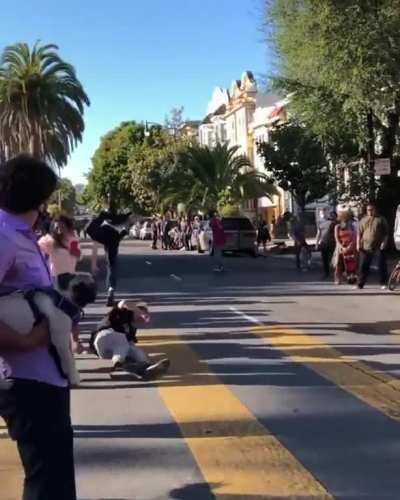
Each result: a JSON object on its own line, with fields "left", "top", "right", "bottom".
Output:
{"left": 150, "top": 213, "right": 206, "bottom": 251}
{"left": 292, "top": 203, "right": 389, "bottom": 289}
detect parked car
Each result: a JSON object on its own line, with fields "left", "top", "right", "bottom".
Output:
{"left": 200, "top": 217, "right": 257, "bottom": 256}
{"left": 139, "top": 221, "right": 153, "bottom": 240}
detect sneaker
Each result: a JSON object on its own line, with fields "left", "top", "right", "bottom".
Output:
{"left": 381, "top": 285, "right": 388, "bottom": 290}
{"left": 106, "top": 288, "right": 115, "bottom": 307}
{"left": 142, "top": 358, "right": 170, "bottom": 381}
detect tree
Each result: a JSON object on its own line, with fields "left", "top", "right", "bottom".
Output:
{"left": 258, "top": 122, "right": 332, "bottom": 213}
{"left": 165, "top": 106, "right": 185, "bottom": 135}
{"left": 176, "top": 143, "right": 277, "bottom": 211}
{"left": 265, "top": 0, "right": 400, "bottom": 201}
{"left": 83, "top": 121, "right": 189, "bottom": 214}
{"left": 0, "top": 42, "right": 89, "bottom": 166}
{"left": 83, "top": 121, "right": 145, "bottom": 212}
{"left": 49, "top": 178, "right": 76, "bottom": 215}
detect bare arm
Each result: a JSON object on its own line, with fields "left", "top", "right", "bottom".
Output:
{"left": 381, "top": 218, "right": 389, "bottom": 249}
{"left": 334, "top": 225, "right": 341, "bottom": 250}
{"left": 315, "top": 227, "right": 322, "bottom": 247}
{"left": 0, "top": 319, "right": 49, "bottom": 351}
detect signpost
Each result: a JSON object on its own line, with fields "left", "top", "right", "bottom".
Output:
{"left": 375, "top": 158, "right": 391, "bottom": 176}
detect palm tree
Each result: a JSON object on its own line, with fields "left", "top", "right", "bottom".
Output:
{"left": 176, "top": 143, "right": 277, "bottom": 210}
{"left": 0, "top": 42, "right": 89, "bottom": 166}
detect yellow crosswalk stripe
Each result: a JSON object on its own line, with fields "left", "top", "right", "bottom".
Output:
{"left": 252, "top": 325, "right": 400, "bottom": 423}
{"left": 144, "top": 330, "right": 332, "bottom": 499}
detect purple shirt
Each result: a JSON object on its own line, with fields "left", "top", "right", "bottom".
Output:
{"left": 0, "top": 210, "right": 67, "bottom": 387}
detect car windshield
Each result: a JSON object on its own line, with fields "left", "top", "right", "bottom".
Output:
{"left": 222, "top": 218, "right": 254, "bottom": 231}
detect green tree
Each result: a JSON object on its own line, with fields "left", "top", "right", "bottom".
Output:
{"left": 49, "top": 178, "right": 76, "bottom": 215}
{"left": 83, "top": 121, "right": 189, "bottom": 215}
{"left": 258, "top": 121, "right": 332, "bottom": 212}
{"left": 265, "top": 0, "right": 400, "bottom": 197}
{"left": 0, "top": 42, "right": 89, "bottom": 166}
{"left": 176, "top": 143, "right": 277, "bottom": 212}
{"left": 83, "top": 121, "right": 145, "bottom": 212}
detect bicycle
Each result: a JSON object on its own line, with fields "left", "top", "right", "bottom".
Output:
{"left": 388, "top": 259, "right": 400, "bottom": 291}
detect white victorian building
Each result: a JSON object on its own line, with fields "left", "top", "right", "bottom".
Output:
{"left": 198, "top": 71, "right": 292, "bottom": 222}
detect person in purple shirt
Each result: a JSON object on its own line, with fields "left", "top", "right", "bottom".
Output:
{"left": 0, "top": 155, "right": 76, "bottom": 500}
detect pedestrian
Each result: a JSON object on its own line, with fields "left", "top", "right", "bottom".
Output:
{"left": 333, "top": 208, "right": 357, "bottom": 285}
{"left": 191, "top": 215, "right": 202, "bottom": 251}
{"left": 209, "top": 210, "right": 226, "bottom": 272}
{"left": 0, "top": 155, "right": 77, "bottom": 500}
{"left": 151, "top": 216, "right": 159, "bottom": 250}
{"left": 286, "top": 213, "right": 310, "bottom": 270}
{"left": 38, "top": 215, "right": 83, "bottom": 354}
{"left": 87, "top": 204, "right": 131, "bottom": 306}
{"left": 162, "top": 212, "right": 173, "bottom": 250}
{"left": 38, "top": 215, "right": 81, "bottom": 289}
{"left": 256, "top": 217, "right": 271, "bottom": 253}
{"left": 315, "top": 208, "right": 336, "bottom": 278}
{"left": 357, "top": 202, "right": 389, "bottom": 290}
{"left": 185, "top": 216, "right": 193, "bottom": 250}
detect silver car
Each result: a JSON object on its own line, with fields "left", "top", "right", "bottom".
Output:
{"left": 202, "top": 217, "right": 257, "bottom": 256}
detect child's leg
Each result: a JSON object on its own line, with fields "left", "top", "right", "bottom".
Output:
{"left": 127, "top": 345, "right": 151, "bottom": 364}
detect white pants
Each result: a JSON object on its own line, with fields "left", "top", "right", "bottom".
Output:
{"left": 94, "top": 328, "right": 149, "bottom": 365}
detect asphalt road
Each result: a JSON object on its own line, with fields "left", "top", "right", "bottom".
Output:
{"left": 3, "top": 240, "right": 400, "bottom": 499}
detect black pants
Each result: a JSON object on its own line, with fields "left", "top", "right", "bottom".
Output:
{"left": 5, "top": 380, "right": 76, "bottom": 500}
{"left": 359, "top": 249, "right": 388, "bottom": 286}
{"left": 321, "top": 246, "right": 334, "bottom": 277}
{"left": 104, "top": 241, "right": 119, "bottom": 289}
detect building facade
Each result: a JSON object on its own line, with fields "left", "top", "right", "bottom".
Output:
{"left": 199, "top": 71, "right": 291, "bottom": 222}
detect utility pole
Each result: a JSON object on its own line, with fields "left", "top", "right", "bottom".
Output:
{"left": 367, "top": 108, "right": 376, "bottom": 201}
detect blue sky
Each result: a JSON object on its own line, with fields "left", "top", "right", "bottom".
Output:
{"left": 1, "top": 0, "right": 271, "bottom": 184}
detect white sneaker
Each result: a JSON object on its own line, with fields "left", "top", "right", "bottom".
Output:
{"left": 381, "top": 285, "right": 388, "bottom": 290}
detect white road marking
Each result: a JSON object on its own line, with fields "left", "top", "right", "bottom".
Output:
{"left": 145, "top": 260, "right": 152, "bottom": 266}
{"left": 170, "top": 274, "right": 183, "bottom": 282}
{"left": 229, "top": 306, "right": 263, "bottom": 325}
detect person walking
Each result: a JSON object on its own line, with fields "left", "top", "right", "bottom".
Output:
{"left": 316, "top": 208, "right": 336, "bottom": 278}
{"left": 87, "top": 206, "right": 130, "bottom": 306}
{"left": 151, "top": 216, "right": 159, "bottom": 250}
{"left": 287, "top": 213, "right": 310, "bottom": 270}
{"left": 256, "top": 218, "right": 271, "bottom": 253}
{"left": 333, "top": 208, "right": 358, "bottom": 285}
{"left": 357, "top": 202, "right": 389, "bottom": 289}
{"left": 183, "top": 216, "right": 192, "bottom": 250}
{"left": 0, "top": 155, "right": 77, "bottom": 500}
{"left": 209, "top": 211, "right": 226, "bottom": 272}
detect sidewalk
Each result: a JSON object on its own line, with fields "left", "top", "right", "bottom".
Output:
{"left": 0, "top": 418, "right": 22, "bottom": 499}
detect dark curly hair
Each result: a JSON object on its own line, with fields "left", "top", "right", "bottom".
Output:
{"left": 0, "top": 155, "right": 58, "bottom": 214}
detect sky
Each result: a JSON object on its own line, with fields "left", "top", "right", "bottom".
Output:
{"left": 0, "top": 0, "right": 272, "bottom": 184}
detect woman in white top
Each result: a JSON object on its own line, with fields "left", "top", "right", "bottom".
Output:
{"left": 39, "top": 215, "right": 83, "bottom": 352}
{"left": 39, "top": 215, "right": 81, "bottom": 283}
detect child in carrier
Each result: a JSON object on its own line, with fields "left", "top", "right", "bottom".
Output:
{"left": 333, "top": 208, "right": 358, "bottom": 285}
